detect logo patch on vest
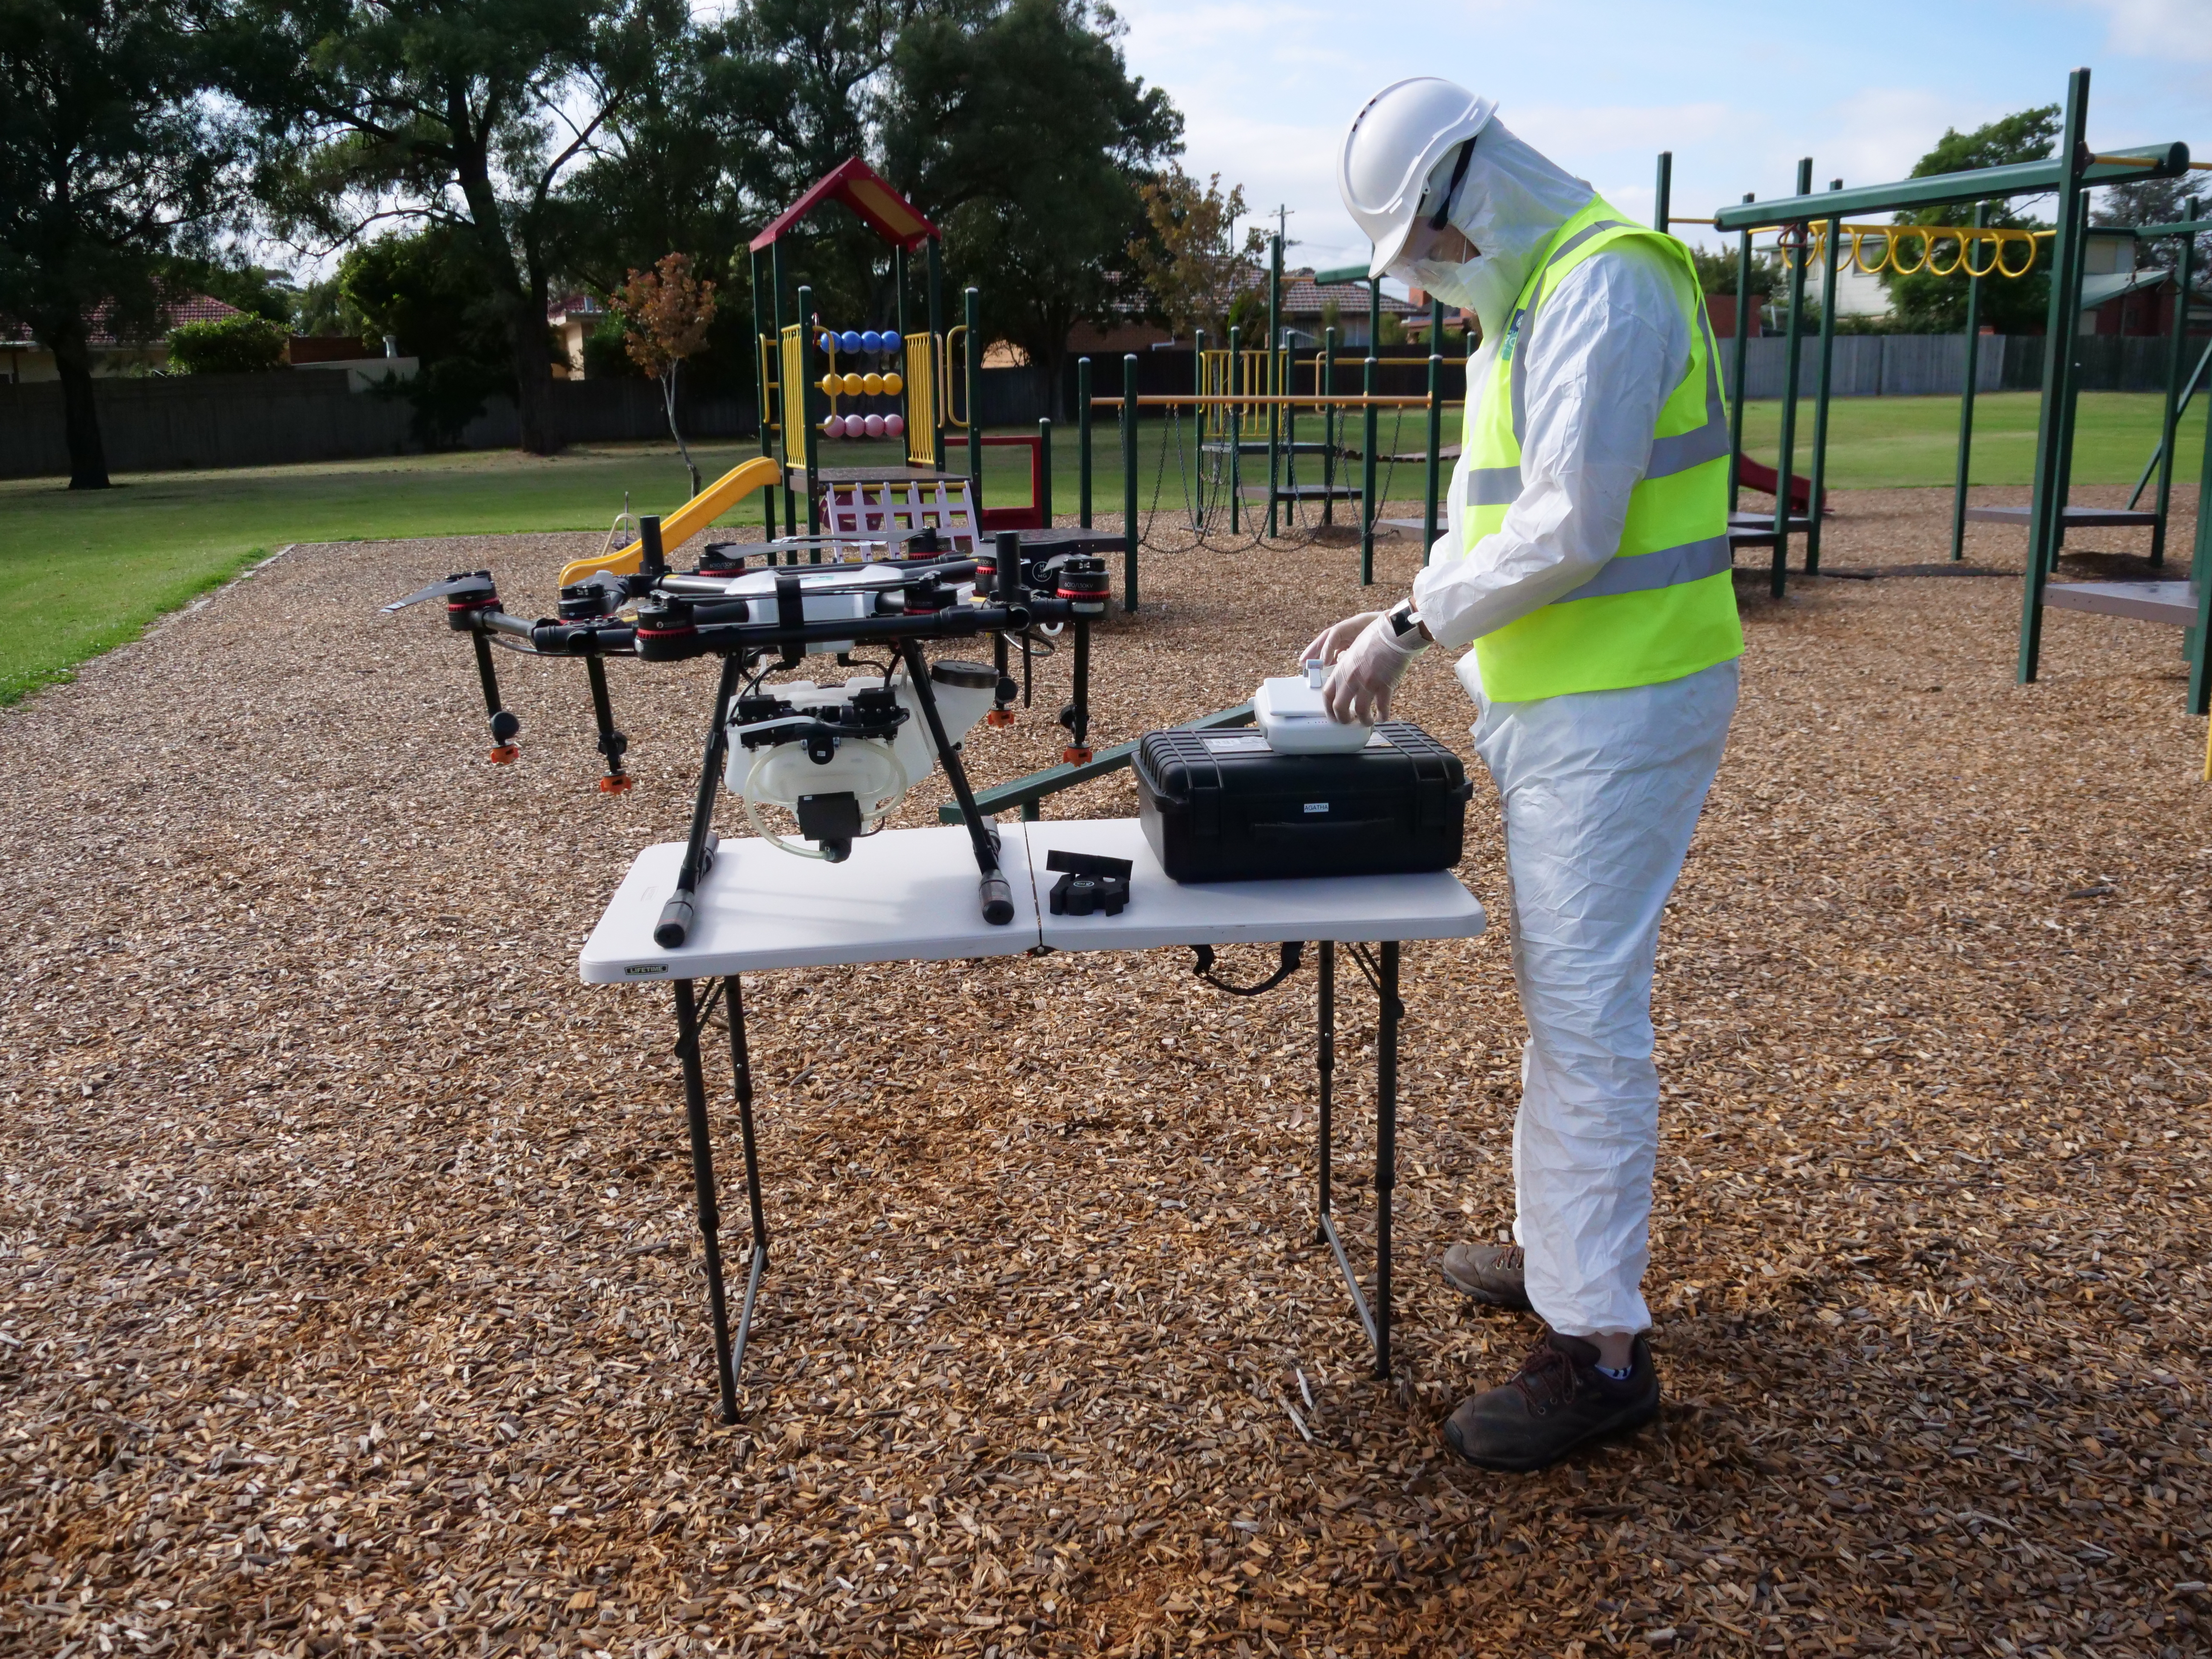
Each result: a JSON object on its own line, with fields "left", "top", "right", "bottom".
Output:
{"left": 1500, "top": 307, "right": 1526, "bottom": 361}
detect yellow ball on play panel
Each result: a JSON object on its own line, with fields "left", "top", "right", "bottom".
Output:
{"left": 817, "top": 373, "right": 839, "bottom": 396}
{"left": 882, "top": 371, "right": 904, "bottom": 396}
{"left": 841, "top": 371, "right": 865, "bottom": 396}
{"left": 862, "top": 372, "right": 885, "bottom": 396}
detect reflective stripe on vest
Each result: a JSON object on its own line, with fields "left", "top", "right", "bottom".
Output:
{"left": 1458, "top": 194, "right": 1743, "bottom": 702}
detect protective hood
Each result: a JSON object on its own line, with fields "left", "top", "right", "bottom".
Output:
{"left": 1394, "top": 117, "right": 1594, "bottom": 343}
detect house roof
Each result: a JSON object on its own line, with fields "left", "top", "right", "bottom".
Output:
{"left": 1279, "top": 271, "right": 1421, "bottom": 318}
{"left": 2078, "top": 269, "right": 2174, "bottom": 311}
{"left": 1, "top": 294, "right": 241, "bottom": 349}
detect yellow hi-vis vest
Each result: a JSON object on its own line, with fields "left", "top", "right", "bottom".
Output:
{"left": 1461, "top": 194, "right": 1743, "bottom": 702}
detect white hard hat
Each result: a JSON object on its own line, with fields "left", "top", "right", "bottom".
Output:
{"left": 1339, "top": 78, "right": 1498, "bottom": 277}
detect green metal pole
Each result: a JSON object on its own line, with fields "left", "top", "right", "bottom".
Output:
{"left": 2019, "top": 67, "right": 2092, "bottom": 684}
{"left": 772, "top": 240, "right": 796, "bottom": 535}
{"left": 1038, "top": 416, "right": 1052, "bottom": 524}
{"left": 927, "top": 238, "right": 945, "bottom": 470}
{"left": 894, "top": 244, "right": 909, "bottom": 344}
{"left": 1653, "top": 151, "right": 1672, "bottom": 232}
{"left": 1322, "top": 326, "right": 1337, "bottom": 527}
{"left": 1361, "top": 350, "right": 1378, "bottom": 585}
{"left": 1228, "top": 324, "right": 1242, "bottom": 534}
{"left": 1422, "top": 305, "right": 1443, "bottom": 554}
{"left": 2049, "top": 189, "right": 2092, "bottom": 572}
{"left": 1267, "top": 234, "right": 1283, "bottom": 538}
{"left": 797, "top": 283, "right": 822, "bottom": 546}
{"left": 2192, "top": 358, "right": 2212, "bottom": 714}
{"left": 1950, "top": 202, "right": 1989, "bottom": 561}
{"left": 1805, "top": 178, "right": 1842, "bottom": 575}
{"left": 1077, "top": 356, "right": 1092, "bottom": 528}
{"left": 1192, "top": 327, "right": 1207, "bottom": 527}
{"left": 1122, "top": 352, "right": 1139, "bottom": 611}
{"left": 2150, "top": 203, "right": 2196, "bottom": 568}
{"left": 1728, "top": 193, "right": 1755, "bottom": 514}
{"left": 1770, "top": 161, "right": 1812, "bottom": 598}
{"left": 750, "top": 246, "right": 777, "bottom": 540}
{"left": 964, "top": 287, "right": 983, "bottom": 519}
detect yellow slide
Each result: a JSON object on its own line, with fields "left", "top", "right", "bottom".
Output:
{"left": 556, "top": 455, "right": 785, "bottom": 588}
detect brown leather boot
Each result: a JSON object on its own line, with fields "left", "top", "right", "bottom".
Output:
{"left": 1439, "top": 1240, "right": 1531, "bottom": 1310}
{"left": 1442, "top": 1329, "right": 1660, "bottom": 1472}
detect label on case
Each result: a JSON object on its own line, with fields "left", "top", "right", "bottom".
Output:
{"left": 1200, "top": 734, "right": 1270, "bottom": 754}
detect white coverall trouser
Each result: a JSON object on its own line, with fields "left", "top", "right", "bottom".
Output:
{"left": 1465, "top": 656, "right": 1738, "bottom": 1339}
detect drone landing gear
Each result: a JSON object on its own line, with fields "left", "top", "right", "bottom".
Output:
{"left": 584, "top": 655, "right": 632, "bottom": 793}
{"left": 655, "top": 654, "right": 745, "bottom": 949}
{"left": 470, "top": 631, "right": 521, "bottom": 763}
{"left": 897, "top": 638, "right": 1016, "bottom": 926}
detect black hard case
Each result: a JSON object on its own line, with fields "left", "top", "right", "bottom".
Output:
{"left": 1133, "top": 721, "right": 1473, "bottom": 883}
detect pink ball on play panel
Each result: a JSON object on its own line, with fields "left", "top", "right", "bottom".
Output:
{"left": 841, "top": 413, "right": 867, "bottom": 438}
{"left": 863, "top": 413, "right": 887, "bottom": 438}
{"left": 884, "top": 413, "right": 906, "bottom": 437}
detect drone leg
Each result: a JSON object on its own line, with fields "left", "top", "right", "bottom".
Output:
{"left": 986, "top": 631, "right": 1016, "bottom": 727}
{"left": 584, "top": 655, "right": 632, "bottom": 793}
{"left": 470, "top": 629, "right": 520, "bottom": 763}
{"left": 899, "top": 639, "right": 1014, "bottom": 926}
{"left": 654, "top": 653, "right": 744, "bottom": 949}
{"left": 1059, "top": 620, "right": 1092, "bottom": 765}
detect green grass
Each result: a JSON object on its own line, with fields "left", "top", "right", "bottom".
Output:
{"left": 3, "top": 393, "right": 2200, "bottom": 705}
{"left": 1737, "top": 391, "right": 2205, "bottom": 490}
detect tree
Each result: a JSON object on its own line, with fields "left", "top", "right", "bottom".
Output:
{"left": 241, "top": 0, "right": 656, "bottom": 455}
{"left": 1124, "top": 165, "right": 1263, "bottom": 343}
{"left": 610, "top": 251, "right": 717, "bottom": 496}
{"left": 885, "top": 0, "right": 1181, "bottom": 386}
{"left": 0, "top": 0, "right": 242, "bottom": 488}
{"left": 1883, "top": 105, "right": 2058, "bottom": 335}
{"left": 169, "top": 310, "right": 285, "bottom": 370}
{"left": 338, "top": 226, "right": 513, "bottom": 445}
{"left": 2093, "top": 177, "right": 2211, "bottom": 274}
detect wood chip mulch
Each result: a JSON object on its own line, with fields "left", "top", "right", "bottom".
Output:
{"left": 2, "top": 483, "right": 2208, "bottom": 1658}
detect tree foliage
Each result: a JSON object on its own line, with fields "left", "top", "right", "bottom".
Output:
{"left": 885, "top": 0, "right": 1180, "bottom": 381}
{"left": 1882, "top": 105, "right": 2058, "bottom": 335}
{"left": 610, "top": 250, "right": 717, "bottom": 494}
{"left": 337, "top": 225, "right": 514, "bottom": 445}
{"left": 0, "top": 0, "right": 245, "bottom": 486}
{"left": 168, "top": 309, "right": 285, "bottom": 370}
{"left": 1124, "top": 166, "right": 1262, "bottom": 343}
{"left": 239, "top": 0, "right": 663, "bottom": 453}
{"left": 2093, "top": 177, "right": 2210, "bottom": 274}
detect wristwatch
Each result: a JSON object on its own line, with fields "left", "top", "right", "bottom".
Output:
{"left": 1387, "top": 601, "right": 1429, "bottom": 643}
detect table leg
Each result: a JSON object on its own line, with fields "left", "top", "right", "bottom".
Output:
{"left": 725, "top": 975, "right": 770, "bottom": 1388}
{"left": 1316, "top": 941, "right": 1379, "bottom": 1355}
{"left": 1315, "top": 940, "right": 1334, "bottom": 1236}
{"left": 673, "top": 979, "right": 739, "bottom": 1424}
{"left": 1375, "top": 941, "right": 1399, "bottom": 1380}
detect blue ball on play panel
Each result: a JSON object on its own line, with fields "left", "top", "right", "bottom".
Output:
{"left": 861, "top": 329, "right": 885, "bottom": 353}
{"left": 839, "top": 330, "right": 863, "bottom": 354}
{"left": 818, "top": 331, "right": 836, "bottom": 355}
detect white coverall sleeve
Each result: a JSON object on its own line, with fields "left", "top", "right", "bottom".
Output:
{"left": 1412, "top": 242, "right": 1693, "bottom": 654}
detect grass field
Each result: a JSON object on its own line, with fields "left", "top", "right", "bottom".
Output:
{"left": 2, "top": 392, "right": 2201, "bottom": 705}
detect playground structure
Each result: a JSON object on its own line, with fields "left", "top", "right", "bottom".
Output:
{"left": 1685, "top": 70, "right": 2208, "bottom": 713}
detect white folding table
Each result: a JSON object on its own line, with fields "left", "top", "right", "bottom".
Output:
{"left": 580, "top": 818, "right": 1487, "bottom": 1421}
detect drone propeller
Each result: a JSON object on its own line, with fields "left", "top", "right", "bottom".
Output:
{"left": 382, "top": 571, "right": 497, "bottom": 614}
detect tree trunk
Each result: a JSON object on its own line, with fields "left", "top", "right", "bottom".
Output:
{"left": 49, "top": 321, "right": 111, "bottom": 490}
{"left": 509, "top": 286, "right": 559, "bottom": 456}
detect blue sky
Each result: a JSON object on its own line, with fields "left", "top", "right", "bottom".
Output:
{"left": 1108, "top": 0, "right": 2212, "bottom": 269}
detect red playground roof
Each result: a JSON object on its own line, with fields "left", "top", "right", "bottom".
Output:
{"left": 749, "top": 158, "right": 939, "bottom": 253}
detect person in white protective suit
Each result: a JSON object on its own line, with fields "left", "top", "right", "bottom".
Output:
{"left": 1304, "top": 78, "right": 1743, "bottom": 1472}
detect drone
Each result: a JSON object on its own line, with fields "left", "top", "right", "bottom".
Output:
{"left": 384, "top": 519, "right": 1111, "bottom": 941}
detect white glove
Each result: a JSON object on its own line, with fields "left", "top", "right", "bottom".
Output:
{"left": 1322, "top": 611, "right": 1426, "bottom": 725}
{"left": 1299, "top": 611, "right": 1382, "bottom": 670}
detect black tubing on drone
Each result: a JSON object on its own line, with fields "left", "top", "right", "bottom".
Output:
{"left": 654, "top": 892, "right": 696, "bottom": 950}
{"left": 979, "top": 873, "right": 1015, "bottom": 928}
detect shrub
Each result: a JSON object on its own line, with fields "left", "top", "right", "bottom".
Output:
{"left": 168, "top": 313, "right": 287, "bottom": 374}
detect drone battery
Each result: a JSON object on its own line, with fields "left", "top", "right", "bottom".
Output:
{"left": 1133, "top": 721, "right": 1471, "bottom": 884}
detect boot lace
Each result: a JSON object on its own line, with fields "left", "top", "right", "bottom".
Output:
{"left": 1509, "top": 1339, "right": 1579, "bottom": 1417}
